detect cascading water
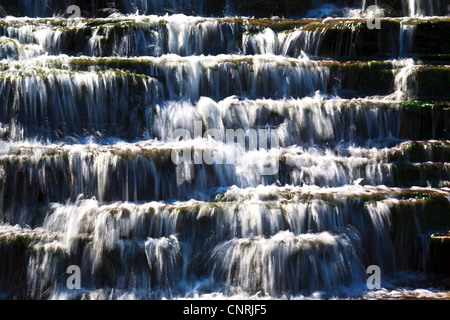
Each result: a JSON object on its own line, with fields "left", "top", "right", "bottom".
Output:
{"left": 0, "top": 1, "right": 449, "bottom": 300}
{"left": 405, "top": 0, "right": 442, "bottom": 17}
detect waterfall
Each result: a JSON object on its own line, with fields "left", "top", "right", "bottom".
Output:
{"left": 406, "top": 0, "right": 441, "bottom": 17}
{"left": 399, "top": 20, "right": 417, "bottom": 57}
{"left": 389, "top": 58, "right": 418, "bottom": 101}
{"left": 0, "top": 1, "right": 449, "bottom": 300}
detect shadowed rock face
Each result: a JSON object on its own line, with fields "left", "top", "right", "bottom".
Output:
{"left": 0, "top": 1, "right": 449, "bottom": 300}
{"left": 1, "top": 0, "right": 449, "bottom": 18}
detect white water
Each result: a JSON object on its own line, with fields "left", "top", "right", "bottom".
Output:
{"left": 406, "top": 0, "right": 441, "bottom": 17}
{"left": 388, "top": 58, "right": 418, "bottom": 101}
{"left": 2, "top": 182, "right": 449, "bottom": 298}
{"left": 1, "top": 15, "right": 440, "bottom": 59}
{"left": 0, "top": 2, "right": 449, "bottom": 301}
{"left": 399, "top": 20, "right": 417, "bottom": 57}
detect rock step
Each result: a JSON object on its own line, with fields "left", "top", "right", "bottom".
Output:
{"left": 1, "top": 17, "right": 450, "bottom": 59}
{"left": 1, "top": 56, "right": 450, "bottom": 111}
{"left": 0, "top": 185, "right": 448, "bottom": 298}
{"left": 1, "top": 91, "right": 449, "bottom": 142}
{"left": 0, "top": 140, "right": 448, "bottom": 225}
{"left": 429, "top": 231, "right": 450, "bottom": 274}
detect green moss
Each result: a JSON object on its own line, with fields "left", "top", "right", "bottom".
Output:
{"left": 416, "top": 67, "right": 450, "bottom": 100}
{"left": 177, "top": 207, "right": 190, "bottom": 214}
{"left": 401, "top": 101, "right": 435, "bottom": 111}
{"left": 430, "top": 233, "right": 450, "bottom": 245}
{"left": 0, "top": 232, "right": 58, "bottom": 246}
{"left": 121, "top": 209, "right": 131, "bottom": 219}
{"left": 195, "top": 19, "right": 208, "bottom": 25}
{"left": 0, "top": 37, "right": 18, "bottom": 47}
{"left": 245, "top": 18, "right": 305, "bottom": 32}
{"left": 0, "top": 234, "right": 31, "bottom": 244}
{"left": 260, "top": 194, "right": 278, "bottom": 201}
{"left": 70, "top": 57, "right": 155, "bottom": 71}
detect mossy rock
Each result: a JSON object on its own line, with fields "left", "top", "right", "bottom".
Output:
{"left": 429, "top": 232, "right": 450, "bottom": 274}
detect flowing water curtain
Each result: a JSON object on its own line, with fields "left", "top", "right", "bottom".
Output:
{"left": 0, "top": 0, "right": 449, "bottom": 300}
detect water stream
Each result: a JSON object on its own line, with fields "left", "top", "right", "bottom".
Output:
{"left": 0, "top": 1, "right": 449, "bottom": 300}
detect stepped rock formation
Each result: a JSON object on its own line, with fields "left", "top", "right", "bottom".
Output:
{"left": 0, "top": 1, "right": 449, "bottom": 300}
